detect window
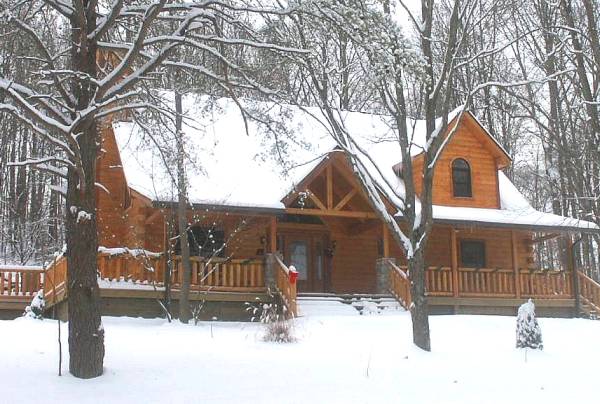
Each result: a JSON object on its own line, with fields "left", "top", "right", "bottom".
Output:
{"left": 452, "top": 158, "right": 472, "bottom": 197}
{"left": 174, "top": 226, "right": 225, "bottom": 258}
{"left": 460, "top": 240, "right": 486, "bottom": 268}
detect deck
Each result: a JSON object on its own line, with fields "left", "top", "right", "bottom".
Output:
{"left": 1, "top": 252, "right": 599, "bottom": 319}
{"left": 388, "top": 261, "right": 596, "bottom": 316}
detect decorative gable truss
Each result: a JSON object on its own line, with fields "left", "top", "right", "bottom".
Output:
{"left": 282, "top": 151, "right": 395, "bottom": 220}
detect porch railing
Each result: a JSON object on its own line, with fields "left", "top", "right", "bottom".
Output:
{"left": 171, "top": 256, "right": 265, "bottom": 292}
{"left": 43, "top": 256, "right": 67, "bottom": 304}
{"left": 387, "top": 261, "right": 411, "bottom": 309}
{"left": 578, "top": 272, "right": 600, "bottom": 313}
{"left": 395, "top": 265, "right": 575, "bottom": 299}
{"left": 43, "top": 251, "right": 267, "bottom": 306}
{"left": 0, "top": 265, "right": 44, "bottom": 299}
{"left": 274, "top": 255, "right": 298, "bottom": 317}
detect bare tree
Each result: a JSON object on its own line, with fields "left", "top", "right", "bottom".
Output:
{"left": 0, "top": 0, "right": 302, "bottom": 377}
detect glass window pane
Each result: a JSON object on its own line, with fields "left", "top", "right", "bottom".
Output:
{"left": 290, "top": 241, "right": 308, "bottom": 280}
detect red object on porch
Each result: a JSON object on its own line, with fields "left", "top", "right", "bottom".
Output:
{"left": 289, "top": 270, "right": 298, "bottom": 284}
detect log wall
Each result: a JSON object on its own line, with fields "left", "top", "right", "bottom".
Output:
{"left": 412, "top": 116, "right": 503, "bottom": 209}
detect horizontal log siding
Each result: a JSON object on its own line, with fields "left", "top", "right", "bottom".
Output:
{"left": 412, "top": 118, "right": 501, "bottom": 209}
{"left": 97, "top": 123, "right": 130, "bottom": 248}
{"left": 330, "top": 224, "right": 379, "bottom": 293}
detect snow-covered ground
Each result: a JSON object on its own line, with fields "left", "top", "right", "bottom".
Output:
{"left": 1, "top": 306, "right": 599, "bottom": 403}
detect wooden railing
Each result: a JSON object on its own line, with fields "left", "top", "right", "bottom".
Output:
{"left": 425, "top": 266, "right": 454, "bottom": 296}
{"left": 98, "top": 251, "right": 164, "bottom": 284}
{"left": 387, "top": 261, "right": 411, "bottom": 309}
{"left": 578, "top": 272, "right": 600, "bottom": 313}
{"left": 43, "top": 256, "right": 67, "bottom": 304}
{"left": 274, "top": 255, "right": 298, "bottom": 317}
{"left": 458, "top": 268, "right": 516, "bottom": 297}
{"left": 0, "top": 265, "right": 44, "bottom": 299}
{"left": 519, "top": 269, "right": 572, "bottom": 298}
{"left": 41, "top": 251, "right": 267, "bottom": 306}
{"left": 392, "top": 265, "right": 575, "bottom": 300}
{"left": 171, "top": 256, "right": 265, "bottom": 292}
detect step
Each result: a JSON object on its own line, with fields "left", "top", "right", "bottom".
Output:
{"left": 297, "top": 292, "right": 404, "bottom": 316}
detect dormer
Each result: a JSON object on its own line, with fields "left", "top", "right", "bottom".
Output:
{"left": 409, "top": 112, "right": 511, "bottom": 209}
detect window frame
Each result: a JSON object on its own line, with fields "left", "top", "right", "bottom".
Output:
{"left": 451, "top": 158, "right": 473, "bottom": 198}
{"left": 459, "top": 239, "right": 486, "bottom": 268}
{"left": 174, "top": 225, "right": 226, "bottom": 259}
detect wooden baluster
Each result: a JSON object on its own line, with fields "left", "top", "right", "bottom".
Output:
{"left": 228, "top": 263, "right": 233, "bottom": 287}
{"left": 222, "top": 263, "right": 228, "bottom": 287}
{"left": 235, "top": 263, "right": 241, "bottom": 287}
{"left": 258, "top": 263, "right": 264, "bottom": 286}
{"left": 192, "top": 261, "right": 198, "bottom": 286}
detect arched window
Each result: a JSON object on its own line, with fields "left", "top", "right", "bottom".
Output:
{"left": 452, "top": 158, "right": 472, "bottom": 197}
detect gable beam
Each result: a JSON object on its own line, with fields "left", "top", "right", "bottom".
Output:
{"left": 307, "top": 189, "right": 327, "bottom": 211}
{"left": 326, "top": 165, "right": 333, "bottom": 209}
{"left": 285, "top": 207, "right": 377, "bottom": 219}
{"left": 334, "top": 188, "right": 357, "bottom": 211}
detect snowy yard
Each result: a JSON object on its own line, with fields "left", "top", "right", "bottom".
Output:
{"left": 1, "top": 306, "right": 599, "bottom": 404}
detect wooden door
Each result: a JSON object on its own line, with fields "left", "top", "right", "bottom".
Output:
{"left": 285, "top": 235, "right": 326, "bottom": 293}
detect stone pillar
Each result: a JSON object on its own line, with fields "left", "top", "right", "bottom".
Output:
{"left": 265, "top": 253, "right": 278, "bottom": 290}
{"left": 376, "top": 257, "right": 396, "bottom": 294}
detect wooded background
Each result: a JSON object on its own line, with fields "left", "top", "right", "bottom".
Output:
{"left": 0, "top": 0, "right": 597, "bottom": 277}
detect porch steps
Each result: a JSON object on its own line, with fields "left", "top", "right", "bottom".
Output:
{"left": 297, "top": 292, "right": 405, "bottom": 316}
{"left": 580, "top": 303, "right": 598, "bottom": 320}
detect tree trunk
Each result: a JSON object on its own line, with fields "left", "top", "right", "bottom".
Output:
{"left": 66, "top": 8, "right": 104, "bottom": 378}
{"left": 408, "top": 248, "right": 431, "bottom": 351}
{"left": 175, "top": 91, "right": 192, "bottom": 323}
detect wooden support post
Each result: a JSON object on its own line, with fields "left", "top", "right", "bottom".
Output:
{"left": 566, "top": 235, "right": 581, "bottom": 315}
{"left": 326, "top": 165, "right": 333, "bottom": 209}
{"left": 511, "top": 230, "right": 521, "bottom": 299}
{"left": 382, "top": 223, "right": 390, "bottom": 258}
{"left": 269, "top": 217, "right": 277, "bottom": 254}
{"left": 450, "top": 227, "right": 459, "bottom": 297}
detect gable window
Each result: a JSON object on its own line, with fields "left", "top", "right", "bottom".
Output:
{"left": 452, "top": 158, "right": 472, "bottom": 197}
{"left": 460, "top": 240, "right": 486, "bottom": 268}
{"left": 175, "top": 226, "right": 226, "bottom": 258}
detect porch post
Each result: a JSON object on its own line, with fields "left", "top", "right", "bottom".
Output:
{"left": 450, "top": 227, "right": 459, "bottom": 297}
{"left": 382, "top": 222, "right": 390, "bottom": 258}
{"left": 265, "top": 253, "right": 277, "bottom": 290}
{"left": 265, "top": 217, "right": 279, "bottom": 290}
{"left": 511, "top": 230, "right": 521, "bottom": 299}
{"left": 376, "top": 257, "right": 395, "bottom": 295}
{"left": 566, "top": 235, "right": 581, "bottom": 316}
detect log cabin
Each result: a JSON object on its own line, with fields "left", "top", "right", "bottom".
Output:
{"left": 2, "top": 96, "right": 599, "bottom": 320}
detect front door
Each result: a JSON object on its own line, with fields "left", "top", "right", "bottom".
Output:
{"left": 285, "top": 235, "right": 325, "bottom": 293}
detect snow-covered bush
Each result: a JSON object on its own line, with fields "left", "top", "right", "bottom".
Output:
{"left": 516, "top": 299, "right": 543, "bottom": 350}
{"left": 247, "top": 292, "right": 296, "bottom": 343}
{"left": 23, "top": 290, "right": 45, "bottom": 319}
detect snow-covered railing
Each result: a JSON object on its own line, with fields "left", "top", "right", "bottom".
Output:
{"left": 578, "top": 272, "right": 600, "bottom": 313}
{"left": 98, "top": 250, "right": 164, "bottom": 284}
{"left": 274, "top": 255, "right": 298, "bottom": 317}
{"left": 387, "top": 261, "right": 411, "bottom": 310}
{"left": 171, "top": 256, "right": 265, "bottom": 291}
{"left": 0, "top": 265, "right": 44, "bottom": 299}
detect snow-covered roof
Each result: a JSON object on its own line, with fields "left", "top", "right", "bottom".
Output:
{"left": 113, "top": 95, "right": 599, "bottom": 233}
{"left": 429, "top": 172, "right": 598, "bottom": 231}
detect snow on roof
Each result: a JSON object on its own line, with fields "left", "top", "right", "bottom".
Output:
{"left": 113, "top": 95, "right": 599, "bottom": 233}
{"left": 114, "top": 95, "right": 403, "bottom": 209}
